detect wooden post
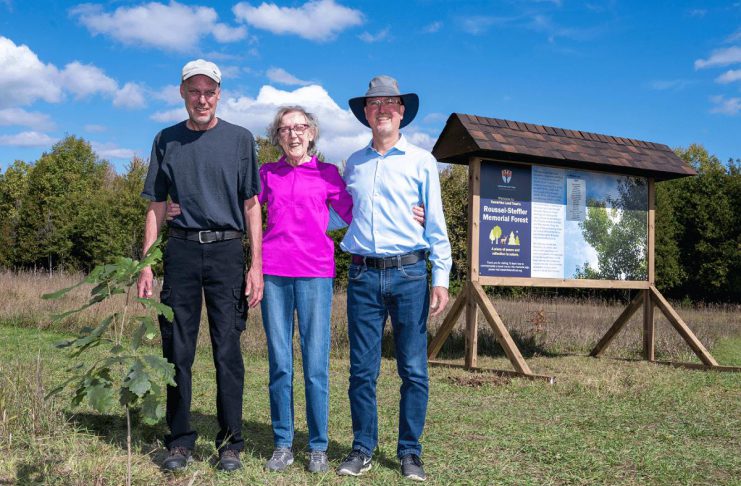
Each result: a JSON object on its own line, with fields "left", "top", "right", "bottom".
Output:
{"left": 464, "top": 158, "right": 482, "bottom": 369}
{"left": 643, "top": 179, "right": 656, "bottom": 361}
{"left": 643, "top": 290, "right": 655, "bottom": 361}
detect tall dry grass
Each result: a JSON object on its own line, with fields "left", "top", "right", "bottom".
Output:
{"left": 3, "top": 270, "right": 739, "bottom": 362}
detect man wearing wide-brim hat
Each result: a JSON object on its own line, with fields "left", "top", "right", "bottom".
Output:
{"left": 337, "top": 75, "right": 452, "bottom": 482}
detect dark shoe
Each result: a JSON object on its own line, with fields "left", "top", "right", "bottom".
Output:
{"left": 337, "top": 450, "right": 372, "bottom": 476}
{"left": 265, "top": 447, "right": 294, "bottom": 472}
{"left": 162, "top": 446, "right": 192, "bottom": 472}
{"left": 400, "top": 454, "right": 426, "bottom": 481}
{"left": 307, "top": 450, "right": 329, "bottom": 473}
{"left": 218, "top": 449, "right": 242, "bottom": 472}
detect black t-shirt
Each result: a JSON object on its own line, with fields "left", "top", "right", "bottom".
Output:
{"left": 142, "top": 119, "right": 260, "bottom": 232}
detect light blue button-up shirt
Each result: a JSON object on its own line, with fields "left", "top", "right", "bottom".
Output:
{"left": 339, "top": 135, "right": 452, "bottom": 288}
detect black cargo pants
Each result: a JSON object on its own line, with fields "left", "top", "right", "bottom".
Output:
{"left": 159, "top": 236, "right": 247, "bottom": 452}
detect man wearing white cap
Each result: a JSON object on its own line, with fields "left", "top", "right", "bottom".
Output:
{"left": 336, "top": 75, "right": 452, "bottom": 481}
{"left": 137, "top": 59, "right": 263, "bottom": 472}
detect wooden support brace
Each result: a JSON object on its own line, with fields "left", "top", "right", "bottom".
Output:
{"left": 649, "top": 285, "right": 718, "bottom": 366}
{"left": 470, "top": 282, "right": 532, "bottom": 375}
{"left": 590, "top": 292, "right": 644, "bottom": 357}
{"left": 427, "top": 284, "right": 468, "bottom": 360}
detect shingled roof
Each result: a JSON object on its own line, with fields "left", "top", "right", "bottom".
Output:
{"left": 432, "top": 113, "right": 696, "bottom": 181}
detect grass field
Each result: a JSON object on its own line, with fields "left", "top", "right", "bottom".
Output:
{"left": 1, "top": 271, "right": 740, "bottom": 484}
{"left": 1, "top": 324, "right": 740, "bottom": 485}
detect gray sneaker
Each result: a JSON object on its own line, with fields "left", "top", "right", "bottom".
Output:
{"left": 265, "top": 447, "right": 294, "bottom": 472}
{"left": 400, "top": 454, "right": 426, "bottom": 481}
{"left": 307, "top": 450, "right": 329, "bottom": 473}
{"left": 337, "top": 450, "right": 372, "bottom": 476}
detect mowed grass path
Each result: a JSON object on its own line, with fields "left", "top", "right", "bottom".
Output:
{"left": 1, "top": 324, "right": 739, "bottom": 485}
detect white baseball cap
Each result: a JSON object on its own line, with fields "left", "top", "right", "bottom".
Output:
{"left": 181, "top": 59, "right": 221, "bottom": 84}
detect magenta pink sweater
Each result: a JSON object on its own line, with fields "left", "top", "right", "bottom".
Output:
{"left": 258, "top": 156, "right": 353, "bottom": 278}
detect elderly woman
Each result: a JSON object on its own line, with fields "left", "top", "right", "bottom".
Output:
{"left": 259, "top": 106, "right": 353, "bottom": 473}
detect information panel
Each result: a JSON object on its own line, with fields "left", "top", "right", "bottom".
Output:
{"left": 478, "top": 160, "right": 648, "bottom": 281}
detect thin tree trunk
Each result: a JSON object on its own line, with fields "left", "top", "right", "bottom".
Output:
{"left": 126, "top": 406, "right": 132, "bottom": 486}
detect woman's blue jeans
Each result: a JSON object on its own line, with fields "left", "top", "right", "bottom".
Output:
{"left": 261, "top": 275, "right": 333, "bottom": 451}
{"left": 346, "top": 259, "right": 430, "bottom": 459}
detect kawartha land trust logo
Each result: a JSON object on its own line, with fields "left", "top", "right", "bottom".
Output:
{"left": 502, "top": 169, "right": 512, "bottom": 184}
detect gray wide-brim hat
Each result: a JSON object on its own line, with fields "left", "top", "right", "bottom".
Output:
{"left": 348, "top": 75, "right": 419, "bottom": 128}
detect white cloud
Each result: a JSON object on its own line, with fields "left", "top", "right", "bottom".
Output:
{"left": 113, "top": 82, "right": 147, "bottom": 109}
{"left": 422, "top": 21, "right": 442, "bottom": 34}
{"left": 0, "top": 131, "right": 56, "bottom": 147}
{"left": 716, "top": 69, "right": 741, "bottom": 84}
{"left": 60, "top": 61, "right": 118, "bottom": 99}
{"left": 151, "top": 83, "right": 436, "bottom": 163}
{"left": 233, "top": 0, "right": 363, "bottom": 42}
{"left": 422, "top": 112, "right": 447, "bottom": 124}
{"left": 153, "top": 84, "right": 183, "bottom": 105}
{"left": 695, "top": 46, "right": 741, "bottom": 69}
{"left": 0, "top": 36, "right": 62, "bottom": 108}
{"left": 150, "top": 107, "right": 187, "bottom": 123}
{"left": 648, "top": 79, "right": 694, "bottom": 91}
{"left": 359, "top": 27, "right": 390, "bottom": 43}
{"left": 0, "top": 108, "right": 54, "bottom": 130}
{"left": 266, "top": 67, "right": 311, "bottom": 86}
{"left": 212, "top": 23, "right": 248, "bottom": 42}
{"left": 458, "top": 15, "right": 516, "bottom": 35}
{"left": 70, "top": 1, "right": 244, "bottom": 52}
{"left": 405, "top": 131, "right": 436, "bottom": 152}
{"left": 710, "top": 95, "right": 741, "bottom": 115}
{"left": 217, "top": 84, "right": 368, "bottom": 162}
{"left": 84, "top": 124, "right": 107, "bottom": 133}
{"left": 91, "top": 141, "right": 137, "bottom": 160}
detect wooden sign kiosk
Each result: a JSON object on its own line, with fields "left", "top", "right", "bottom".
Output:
{"left": 428, "top": 113, "right": 733, "bottom": 381}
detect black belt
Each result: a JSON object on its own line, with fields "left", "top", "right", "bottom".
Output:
{"left": 169, "top": 227, "right": 243, "bottom": 244}
{"left": 351, "top": 250, "right": 426, "bottom": 270}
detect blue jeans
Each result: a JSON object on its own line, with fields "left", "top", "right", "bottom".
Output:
{"left": 261, "top": 275, "right": 333, "bottom": 451}
{"left": 346, "top": 259, "right": 430, "bottom": 459}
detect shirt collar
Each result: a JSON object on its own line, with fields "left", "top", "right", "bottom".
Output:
{"left": 278, "top": 154, "right": 318, "bottom": 168}
{"left": 365, "top": 134, "right": 408, "bottom": 156}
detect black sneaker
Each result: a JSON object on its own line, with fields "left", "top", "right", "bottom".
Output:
{"left": 400, "top": 454, "right": 426, "bottom": 481}
{"left": 162, "top": 446, "right": 192, "bottom": 472}
{"left": 218, "top": 449, "right": 242, "bottom": 472}
{"left": 337, "top": 450, "right": 372, "bottom": 476}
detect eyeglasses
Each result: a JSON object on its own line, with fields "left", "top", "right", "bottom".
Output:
{"left": 366, "top": 98, "right": 402, "bottom": 108}
{"left": 278, "top": 124, "right": 311, "bottom": 136}
{"left": 187, "top": 89, "right": 218, "bottom": 100}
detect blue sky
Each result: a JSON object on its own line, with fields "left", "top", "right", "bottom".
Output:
{"left": 0, "top": 0, "right": 739, "bottom": 172}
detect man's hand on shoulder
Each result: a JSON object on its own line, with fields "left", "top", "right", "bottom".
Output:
{"left": 245, "top": 266, "right": 263, "bottom": 308}
{"left": 429, "top": 286, "right": 449, "bottom": 317}
{"left": 137, "top": 266, "right": 154, "bottom": 299}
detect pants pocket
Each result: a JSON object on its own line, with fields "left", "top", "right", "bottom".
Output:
{"left": 233, "top": 286, "right": 247, "bottom": 331}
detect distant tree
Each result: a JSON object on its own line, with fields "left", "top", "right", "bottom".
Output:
{"left": 0, "top": 160, "right": 32, "bottom": 266}
{"left": 15, "top": 136, "right": 108, "bottom": 271}
{"left": 662, "top": 145, "right": 739, "bottom": 301}
{"left": 439, "top": 164, "right": 469, "bottom": 291}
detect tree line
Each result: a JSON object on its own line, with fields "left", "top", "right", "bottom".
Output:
{"left": 1, "top": 136, "right": 738, "bottom": 303}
